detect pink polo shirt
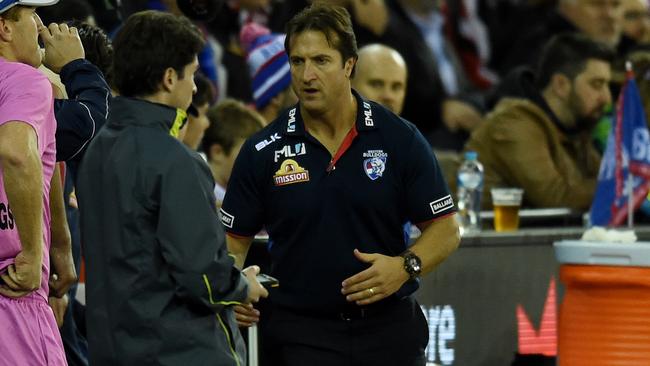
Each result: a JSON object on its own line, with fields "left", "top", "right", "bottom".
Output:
{"left": 0, "top": 58, "right": 57, "bottom": 301}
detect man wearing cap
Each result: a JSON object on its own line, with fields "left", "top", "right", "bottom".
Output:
{"left": 223, "top": 4, "right": 460, "bottom": 365}
{"left": 0, "top": 0, "right": 71, "bottom": 365}
{"left": 241, "top": 22, "right": 297, "bottom": 124}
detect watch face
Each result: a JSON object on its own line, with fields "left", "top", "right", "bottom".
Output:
{"left": 408, "top": 256, "right": 421, "bottom": 272}
{"left": 402, "top": 251, "right": 422, "bottom": 279}
{"left": 404, "top": 253, "right": 421, "bottom": 276}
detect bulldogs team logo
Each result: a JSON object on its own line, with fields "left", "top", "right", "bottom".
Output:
{"left": 364, "top": 157, "right": 386, "bottom": 180}
{"left": 274, "top": 159, "right": 310, "bottom": 186}
{"left": 362, "top": 150, "right": 388, "bottom": 181}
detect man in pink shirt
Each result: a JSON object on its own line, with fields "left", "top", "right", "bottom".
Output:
{"left": 0, "top": 1, "right": 75, "bottom": 364}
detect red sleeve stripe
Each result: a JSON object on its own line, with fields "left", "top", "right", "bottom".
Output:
{"left": 415, "top": 210, "right": 456, "bottom": 227}
{"left": 225, "top": 231, "right": 254, "bottom": 240}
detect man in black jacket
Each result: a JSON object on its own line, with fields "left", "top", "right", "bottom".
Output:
{"left": 76, "top": 10, "right": 267, "bottom": 366}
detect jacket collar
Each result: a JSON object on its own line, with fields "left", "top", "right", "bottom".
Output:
{"left": 109, "top": 96, "right": 188, "bottom": 138}
{"left": 531, "top": 92, "right": 588, "bottom": 137}
{"left": 281, "top": 89, "right": 378, "bottom": 136}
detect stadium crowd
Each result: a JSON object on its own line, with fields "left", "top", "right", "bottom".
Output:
{"left": 0, "top": 0, "right": 647, "bottom": 365}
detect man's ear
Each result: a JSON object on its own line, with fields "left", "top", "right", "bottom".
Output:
{"left": 161, "top": 67, "right": 177, "bottom": 93}
{"left": 549, "top": 73, "right": 571, "bottom": 99}
{"left": 209, "top": 143, "right": 226, "bottom": 162}
{"left": 344, "top": 57, "right": 356, "bottom": 79}
{"left": 0, "top": 17, "right": 14, "bottom": 42}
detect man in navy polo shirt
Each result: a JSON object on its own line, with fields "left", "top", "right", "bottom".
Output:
{"left": 221, "top": 3, "right": 460, "bottom": 365}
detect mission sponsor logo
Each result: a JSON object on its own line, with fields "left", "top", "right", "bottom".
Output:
{"left": 274, "top": 159, "right": 310, "bottom": 186}
{"left": 219, "top": 208, "right": 234, "bottom": 228}
{"left": 430, "top": 195, "right": 454, "bottom": 214}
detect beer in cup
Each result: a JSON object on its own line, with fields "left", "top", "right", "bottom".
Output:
{"left": 490, "top": 188, "right": 523, "bottom": 232}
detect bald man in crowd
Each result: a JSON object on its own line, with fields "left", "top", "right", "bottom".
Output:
{"left": 352, "top": 44, "right": 407, "bottom": 115}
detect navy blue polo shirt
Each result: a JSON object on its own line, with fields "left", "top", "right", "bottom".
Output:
{"left": 221, "top": 91, "right": 455, "bottom": 310}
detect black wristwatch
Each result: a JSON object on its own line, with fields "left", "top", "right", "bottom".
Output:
{"left": 400, "top": 250, "right": 422, "bottom": 280}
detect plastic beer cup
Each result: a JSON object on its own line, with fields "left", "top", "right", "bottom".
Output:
{"left": 490, "top": 188, "right": 524, "bottom": 232}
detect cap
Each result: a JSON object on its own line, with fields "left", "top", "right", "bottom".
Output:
{"left": 0, "top": 0, "right": 58, "bottom": 14}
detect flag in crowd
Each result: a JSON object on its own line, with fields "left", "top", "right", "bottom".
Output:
{"left": 590, "top": 66, "right": 650, "bottom": 226}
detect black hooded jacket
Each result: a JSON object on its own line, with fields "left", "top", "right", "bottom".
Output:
{"left": 76, "top": 96, "right": 248, "bottom": 365}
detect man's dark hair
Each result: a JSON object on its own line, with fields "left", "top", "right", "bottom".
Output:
{"left": 67, "top": 20, "right": 113, "bottom": 83}
{"left": 535, "top": 33, "right": 615, "bottom": 88}
{"left": 202, "top": 99, "right": 264, "bottom": 157}
{"left": 112, "top": 10, "right": 204, "bottom": 97}
{"left": 37, "top": 0, "right": 94, "bottom": 24}
{"left": 284, "top": 3, "right": 357, "bottom": 76}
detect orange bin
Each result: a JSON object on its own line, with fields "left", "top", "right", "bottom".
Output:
{"left": 559, "top": 265, "right": 650, "bottom": 366}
